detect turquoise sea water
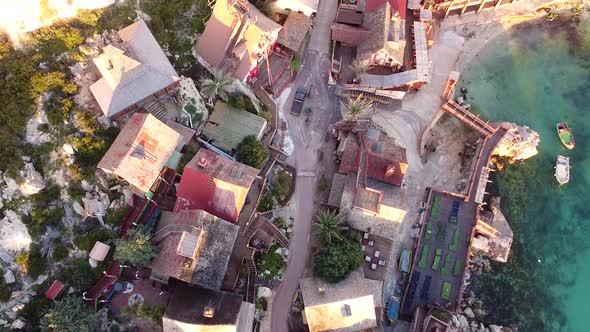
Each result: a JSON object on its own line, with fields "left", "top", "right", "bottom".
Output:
{"left": 460, "top": 21, "right": 590, "bottom": 331}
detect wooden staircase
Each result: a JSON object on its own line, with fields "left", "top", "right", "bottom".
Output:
{"left": 144, "top": 101, "right": 167, "bottom": 120}
{"left": 337, "top": 88, "right": 395, "bottom": 105}
{"left": 255, "top": 276, "right": 279, "bottom": 289}
{"left": 245, "top": 257, "right": 257, "bottom": 303}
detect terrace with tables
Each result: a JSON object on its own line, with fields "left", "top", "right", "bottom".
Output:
{"left": 360, "top": 231, "right": 392, "bottom": 281}
{"left": 401, "top": 190, "right": 476, "bottom": 316}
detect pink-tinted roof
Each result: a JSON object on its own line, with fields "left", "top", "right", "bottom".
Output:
{"left": 97, "top": 113, "right": 183, "bottom": 193}
{"left": 331, "top": 23, "right": 371, "bottom": 46}
{"left": 365, "top": 0, "right": 407, "bottom": 19}
{"left": 45, "top": 280, "right": 65, "bottom": 300}
{"left": 174, "top": 149, "right": 258, "bottom": 223}
{"left": 339, "top": 133, "right": 407, "bottom": 186}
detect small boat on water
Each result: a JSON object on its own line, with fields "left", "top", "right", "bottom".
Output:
{"left": 554, "top": 155, "right": 570, "bottom": 185}
{"left": 556, "top": 122, "right": 575, "bottom": 150}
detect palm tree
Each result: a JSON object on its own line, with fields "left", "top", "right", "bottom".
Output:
{"left": 340, "top": 95, "right": 373, "bottom": 120}
{"left": 349, "top": 59, "right": 368, "bottom": 81}
{"left": 199, "top": 69, "right": 234, "bottom": 103}
{"left": 314, "top": 210, "right": 347, "bottom": 245}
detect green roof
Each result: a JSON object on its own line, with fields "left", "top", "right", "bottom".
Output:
{"left": 202, "top": 102, "right": 267, "bottom": 152}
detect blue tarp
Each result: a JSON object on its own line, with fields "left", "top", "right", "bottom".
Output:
{"left": 400, "top": 249, "right": 411, "bottom": 273}
{"left": 387, "top": 297, "right": 400, "bottom": 320}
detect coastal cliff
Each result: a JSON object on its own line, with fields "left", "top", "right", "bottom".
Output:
{"left": 493, "top": 123, "right": 540, "bottom": 163}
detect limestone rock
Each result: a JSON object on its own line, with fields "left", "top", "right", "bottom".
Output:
{"left": 81, "top": 180, "right": 94, "bottom": 192}
{"left": 73, "top": 201, "right": 85, "bottom": 215}
{"left": 4, "top": 270, "right": 15, "bottom": 284}
{"left": 0, "top": 211, "right": 32, "bottom": 253}
{"left": 62, "top": 143, "right": 75, "bottom": 155}
{"left": 458, "top": 315, "right": 469, "bottom": 329}
{"left": 489, "top": 325, "right": 503, "bottom": 332}
{"left": 11, "top": 319, "right": 25, "bottom": 329}
{"left": 0, "top": 248, "right": 15, "bottom": 263}
{"left": 19, "top": 163, "right": 46, "bottom": 196}
{"left": 464, "top": 307, "right": 475, "bottom": 318}
{"left": 257, "top": 286, "right": 272, "bottom": 298}
{"left": 12, "top": 303, "right": 24, "bottom": 312}
{"left": 452, "top": 315, "right": 460, "bottom": 327}
{"left": 493, "top": 123, "right": 539, "bottom": 162}
{"left": 2, "top": 177, "right": 19, "bottom": 200}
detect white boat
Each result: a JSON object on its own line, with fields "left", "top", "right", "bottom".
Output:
{"left": 554, "top": 155, "right": 570, "bottom": 185}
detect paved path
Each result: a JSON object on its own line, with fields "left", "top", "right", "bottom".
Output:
{"left": 307, "top": 0, "right": 338, "bottom": 53}
{"left": 270, "top": 2, "right": 339, "bottom": 327}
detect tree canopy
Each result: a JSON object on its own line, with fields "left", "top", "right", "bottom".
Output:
{"left": 41, "top": 296, "right": 100, "bottom": 332}
{"left": 114, "top": 226, "right": 157, "bottom": 268}
{"left": 313, "top": 234, "right": 363, "bottom": 283}
{"left": 236, "top": 135, "right": 268, "bottom": 169}
{"left": 199, "top": 69, "right": 234, "bottom": 102}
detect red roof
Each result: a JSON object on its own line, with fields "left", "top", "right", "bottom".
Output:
{"left": 45, "top": 280, "right": 65, "bottom": 300}
{"left": 365, "top": 0, "right": 407, "bottom": 19}
{"left": 174, "top": 149, "right": 258, "bottom": 223}
{"left": 331, "top": 23, "right": 371, "bottom": 47}
{"left": 339, "top": 133, "right": 407, "bottom": 186}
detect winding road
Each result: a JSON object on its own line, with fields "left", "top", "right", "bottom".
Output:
{"left": 269, "top": 0, "right": 338, "bottom": 330}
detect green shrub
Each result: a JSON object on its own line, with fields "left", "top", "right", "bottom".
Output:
{"left": 0, "top": 269, "right": 12, "bottom": 302}
{"left": 236, "top": 135, "right": 268, "bottom": 169}
{"left": 255, "top": 244, "right": 286, "bottom": 279}
{"left": 271, "top": 170, "right": 292, "bottom": 201}
{"left": 21, "top": 295, "right": 51, "bottom": 328}
{"left": 123, "top": 303, "right": 166, "bottom": 324}
{"left": 74, "top": 228, "right": 116, "bottom": 251}
{"left": 177, "top": 144, "right": 198, "bottom": 174}
{"left": 105, "top": 208, "right": 127, "bottom": 227}
{"left": 273, "top": 217, "right": 286, "bottom": 229}
{"left": 58, "top": 258, "right": 103, "bottom": 290}
{"left": 52, "top": 245, "right": 69, "bottom": 262}
{"left": 313, "top": 233, "right": 363, "bottom": 283}
{"left": 257, "top": 192, "right": 273, "bottom": 212}
{"left": 16, "top": 245, "right": 47, "bottom": 278}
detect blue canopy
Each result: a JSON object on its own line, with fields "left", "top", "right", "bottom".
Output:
{"left": 399, "top": 249, "right": 411, "bottom": 273}
{"left": 387, "top": 297, "right": 400, "bottom": 320}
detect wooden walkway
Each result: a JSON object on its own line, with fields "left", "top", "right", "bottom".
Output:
{"left": 441, "top": 99, "right": 496, "bottom": 137}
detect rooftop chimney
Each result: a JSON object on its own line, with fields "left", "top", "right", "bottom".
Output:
{"left": 203, "top": 307, "right": 214, "bottom": 318}
{"left": 197, "top": 157, "right": 207, "bottom": 168}
{"left": 385, "top": 164, "right": 396, "bottom": 176}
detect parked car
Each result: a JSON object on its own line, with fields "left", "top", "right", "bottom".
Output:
{"left": 290, "top": 87, "right": 308, "bottom": 115}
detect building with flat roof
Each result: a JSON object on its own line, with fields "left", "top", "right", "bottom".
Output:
{"left": 300, "top": 269, "right": 383, "bottom": 332}
{"left": 175, "top": 149, "right": 259, "bottom": 223}
{"left": 162, "top": 282, "right": 255, "bottom": 332}
{"left": 89, "top": 20, "right": 180, "bottom": 118}
{"left": 97, "top": 113, "right": 184, "bottom": 194}
{"left": 401, "top": 190, "right": 477, "bottom": 316}
{"left": 202, "top": 102, "right": 267, "bottom": 153}
{"left": 150, "top": 210, "right": 239, "bottom": 290}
